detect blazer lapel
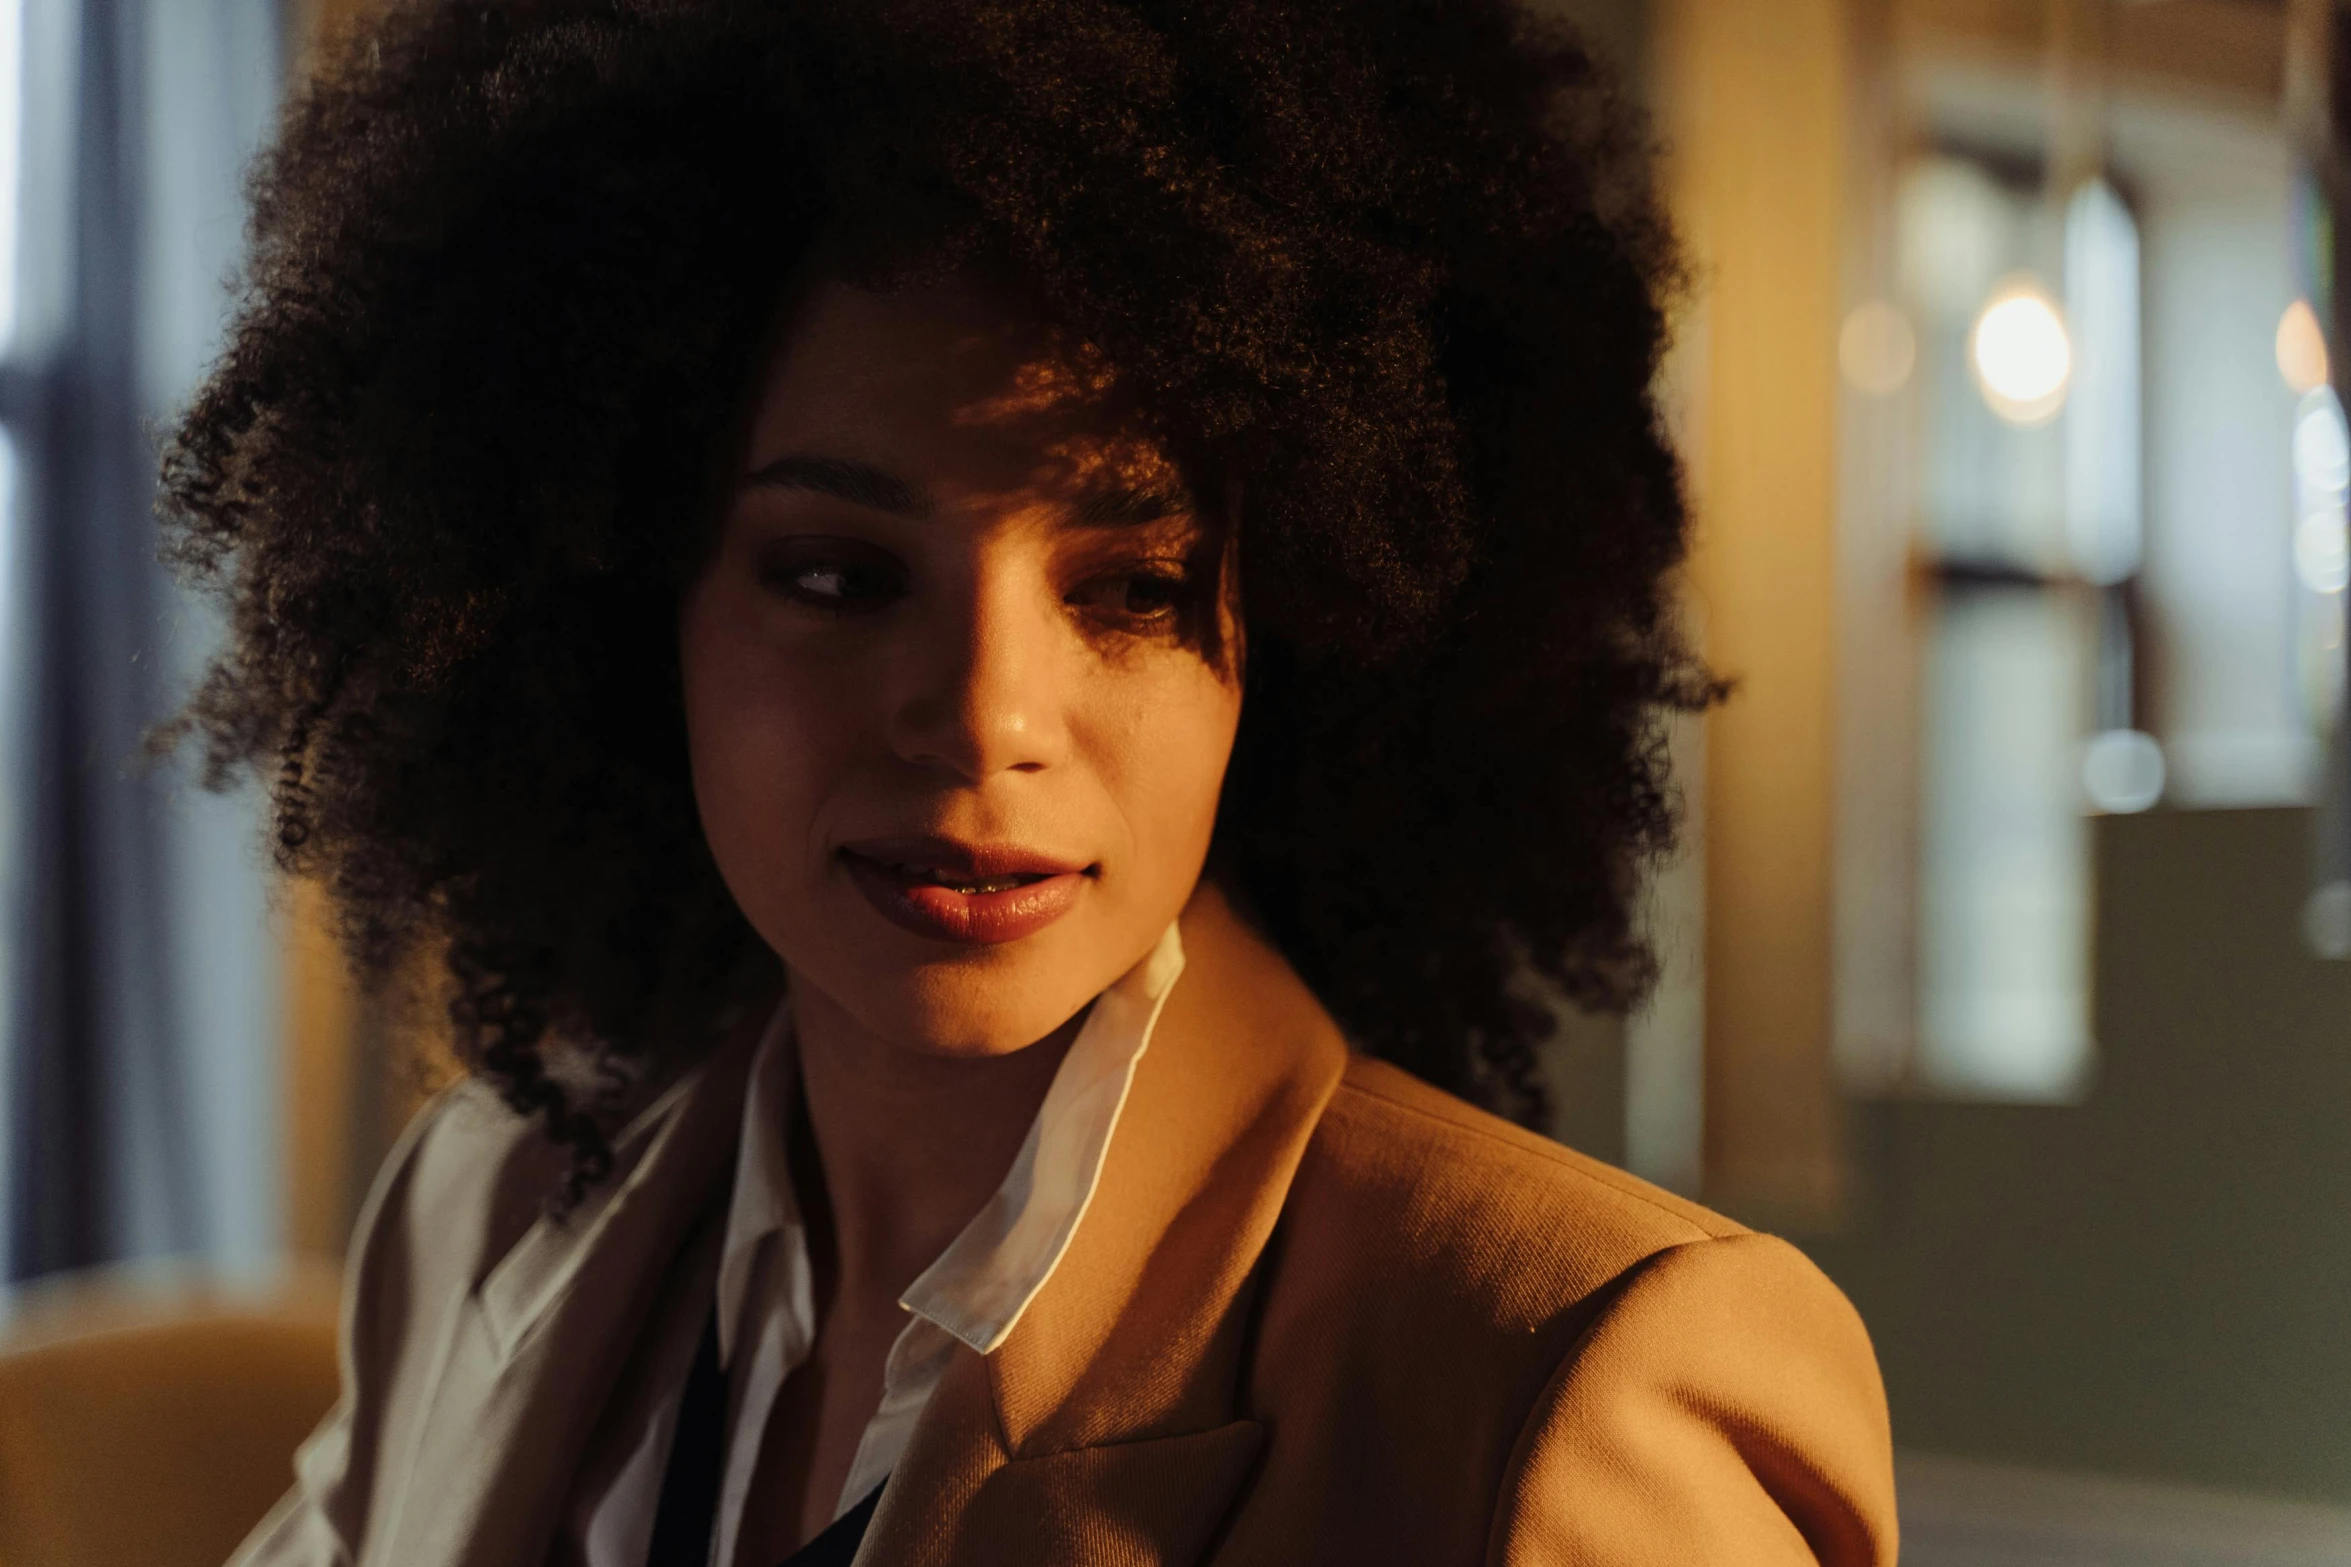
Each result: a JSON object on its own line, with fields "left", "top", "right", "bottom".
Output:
{"left": 858, "top": 884, "right": 1351, "bottom": 1567}
{"left": 376, "top": 1017, "right": 760, "bottom": 1567}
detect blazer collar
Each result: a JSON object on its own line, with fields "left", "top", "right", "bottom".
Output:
{"left": 857, "top": 883, "right": 1351, "bottom": 1566}
{"left": 384, "top": 882, "right": 1347, "bottom": 1567}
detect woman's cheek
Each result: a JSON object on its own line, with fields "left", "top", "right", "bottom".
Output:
{"left": 1117, "top": 657, "right": 1242, "bottom": 901}
{"left": 684, "top": 605, "right": 823, "bottom": 925}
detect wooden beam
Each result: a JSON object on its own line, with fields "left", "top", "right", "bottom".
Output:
{"left": 1903, "top": 0, "right": 2286, "bottom": 107}
{"left": 1658, "top": 0, "right": 1855, "bottom": 1222}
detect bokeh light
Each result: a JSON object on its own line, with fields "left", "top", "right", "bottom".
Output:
{"left": 1971, "top": 279, "right": 2072, "bottom": 425}
{"left": 2276, "top": 298, "right": 2329, "bottom": 395}
{"left": 2081, "top": 728, "right": 2166, "bottom": 814}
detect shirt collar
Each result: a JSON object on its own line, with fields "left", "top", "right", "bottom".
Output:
{"left": 904, "top": 921, "right": 1187, "bottom": 1354}
{"left": 713, "top": 921, "right": 1188, "bottom": 1364}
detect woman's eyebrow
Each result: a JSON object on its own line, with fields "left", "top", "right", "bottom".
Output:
{"left": 1071, "top": 484, "right": 1192, "bottom": 527}
{"left": 744, "top": 452, "right": 1187, "bottom": 528}
{"left": 742, "top": 453, "right": 932, "bottom": 517}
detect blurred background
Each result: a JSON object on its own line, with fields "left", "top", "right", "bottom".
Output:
{"left": 1, "top": 0, "right": 2348, "bottom": 1562}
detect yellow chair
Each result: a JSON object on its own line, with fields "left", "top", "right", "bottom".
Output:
{"left": 0, "top": 1265, "right": 340, "bottom": 1567}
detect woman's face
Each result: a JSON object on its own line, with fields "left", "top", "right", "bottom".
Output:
{"left": 680, "top": 280, "right": 1242, "bottom": 1059}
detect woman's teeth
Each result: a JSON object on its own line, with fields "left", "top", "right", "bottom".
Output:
{"left": 892, "top": 864, "right": 1042, "bottom": 895}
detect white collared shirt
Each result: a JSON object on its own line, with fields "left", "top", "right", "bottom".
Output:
{"left": 571, "top": 922, "right": 1186, "bottom": 1567}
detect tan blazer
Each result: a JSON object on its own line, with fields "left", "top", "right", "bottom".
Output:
{"left": 233, "top": 889, "right": 1897, "bottom": 1567}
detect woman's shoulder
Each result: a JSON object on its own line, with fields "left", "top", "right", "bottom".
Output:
{"left": 1304, "top": 1053, "right": 1743, "bottom": 1254}
{"left": 1251, "top": 1054, "right": 1893, "bottom": 1563}
{"left": 1224, "top": 1056, "right": 1892, "bottom": 1563}
{"left": 341, "top": 1079, "right": 564, "bottom": 1306}
{"left": 1278, "top": 1053, "right": 1858, "bottom": 1348}
{"left": 379, "top": 1038, "right": 723, "bottom": 1247}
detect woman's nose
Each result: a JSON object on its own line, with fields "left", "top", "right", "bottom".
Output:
{"left": 884, "top": 576, "right": 1070, "bottom": 783}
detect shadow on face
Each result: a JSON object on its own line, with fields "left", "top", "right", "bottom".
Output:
{"left": 679, "top": 279, "right": 1244, "bottom": 1061}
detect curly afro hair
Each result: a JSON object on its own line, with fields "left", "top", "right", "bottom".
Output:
{"left": 162, "top": 0, "right": 1710, "bottom": 1194}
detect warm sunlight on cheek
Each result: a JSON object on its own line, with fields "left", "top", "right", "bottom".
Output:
{"left": 675, "top": 278, "right": 1251, "bottom": 1061}
{"left": 680, "top": 538, "right": 1242, "bottom": 1060}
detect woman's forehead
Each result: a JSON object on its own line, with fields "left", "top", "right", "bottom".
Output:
{"left": 745, "top": 278, "right": 1191, "bottom": 513}
{"left": 760, "top": 280, "right": 1108, "bottom": 425}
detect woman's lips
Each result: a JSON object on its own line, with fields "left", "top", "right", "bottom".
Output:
{"left": 838, "top": 836, "right": 1093, "bottom": 946}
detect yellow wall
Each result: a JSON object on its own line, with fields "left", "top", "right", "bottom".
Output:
{"left": 1658, "top": 0, "right": 1856, "bottom": 1220}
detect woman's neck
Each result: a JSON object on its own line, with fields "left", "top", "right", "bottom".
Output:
{"left": 787, "top": 977, "right": 1087, "bottom": 1305}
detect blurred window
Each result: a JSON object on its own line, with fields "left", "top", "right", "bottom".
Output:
{"left": 0, "top": 0, "right": 21, "bottom": 1218}
{"left": 0, "top": 0, "right": 18, "bottom": 359}
{"left": 1894, "top": 153, "right": 2145, "bottom": 1099}
{"left": 2135, "top": 115, "right": 2307, "bottom": 808}
{"left": 2293, "top": 381, "right": 2348, "bottom": 740}
{"left": 0, "top": 0, "right": 284, "bottom": 1283}
{"left": 1856, "top": 25, "right": 2330, "bottom": 1090}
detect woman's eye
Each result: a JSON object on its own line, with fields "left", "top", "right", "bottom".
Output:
{"left": 753, "top": 538, "right": 908, "bottom": 614}
{"left": 1073, "top": 567, "right": 1191, "bottom": 625}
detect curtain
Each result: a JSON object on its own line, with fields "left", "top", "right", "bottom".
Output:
{"left": 0, "top": 0, "right": 284, "bottom": 1284}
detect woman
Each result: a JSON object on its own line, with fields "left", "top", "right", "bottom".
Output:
{"left": 170, "top": 1, "right": 1897, "bottom": 1562}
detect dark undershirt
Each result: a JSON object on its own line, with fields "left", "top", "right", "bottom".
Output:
{"left": 645, "top": 1310, "right": 884, "bottom": 1567}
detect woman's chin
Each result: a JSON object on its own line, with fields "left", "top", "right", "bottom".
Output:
{"left": 873, "top": 995, "right": 1094, "bottom": 1062}
{"left": 793, "top": 948, "right": 1104, "bottom": 1063}
{"left": 766, "top": 891, "right": 1143, "bottom": 1062}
